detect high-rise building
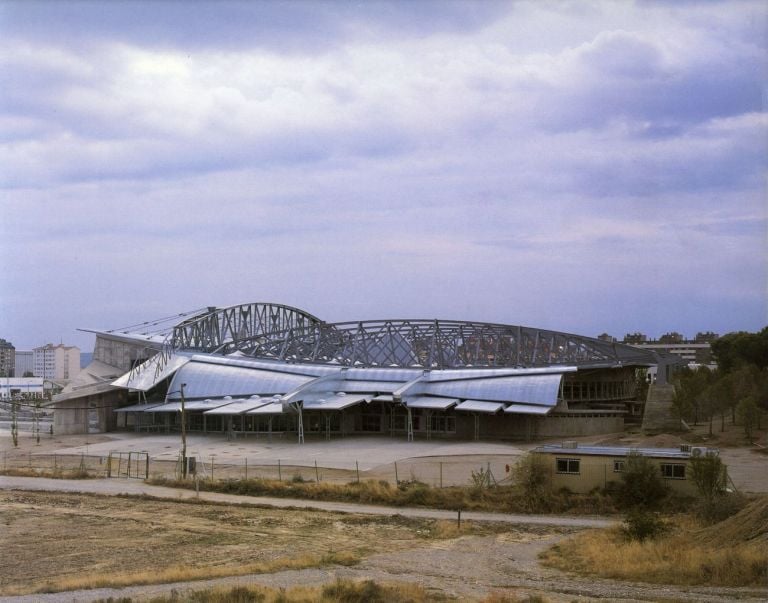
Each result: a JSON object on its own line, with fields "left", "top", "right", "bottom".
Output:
{"left": 14, "top": 350, "right": 34, "bottom": 377}
{"left": 33, "top": 343, "right": 81, "bottom": 381}
{"left": 0, "top": 338, "right": 15, "bottom": 377}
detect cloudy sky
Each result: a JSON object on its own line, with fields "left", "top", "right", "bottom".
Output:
{"left": 1, "top": 0, "right": 765, "bottom": 351}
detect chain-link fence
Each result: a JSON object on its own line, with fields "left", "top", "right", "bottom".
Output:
{"left": 1, "top": 449, "right": 518, "bottom": 487}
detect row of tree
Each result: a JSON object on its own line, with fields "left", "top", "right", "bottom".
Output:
{"left": 673, "top": 327, "right": 767, "bottom": 440}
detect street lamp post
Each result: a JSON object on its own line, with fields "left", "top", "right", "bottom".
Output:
{"left": 180, "top": 382, "right": 188, "bottom": 479}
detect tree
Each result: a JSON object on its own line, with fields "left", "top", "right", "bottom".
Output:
{"left": 736, "top": 396, "right": 761, "bottom": 442}
{"left": 514, "top": 453, "right": 552, "bottom": 512}
{"left": 618, "top": 452, "right": 668, "bottom": 509}
{"left": 690, "top": 452, "right": 728, "bottom": 505}
{"left": 711, "top": 328, "right": 768, "bottom": 372}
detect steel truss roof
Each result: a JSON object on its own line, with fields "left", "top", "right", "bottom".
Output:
{"left": 110, "top": 304, "right": 660, "bottom": 377}
{"left": 234, "top": 319, "right": 657, "bottom": 369}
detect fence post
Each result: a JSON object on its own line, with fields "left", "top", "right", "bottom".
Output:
{"left": 245, "top": 457, "right": 248, "bottom": 480}
{"left": 314, "top": 460, "right": 319, "bottom": 482}
{"left": 145, "top": 454, "right": 149, "bottom": 480}
{"left": 356, "top": 460, "right": 360, "bottom": 484}
{"left": 440, "top": 462, "right": 443, "bottom": 488}
{"left": 394, "top": 461, "right": 398, "bottom": 484}
{"left": 278, "top": 459, "right": 282, "bottom": 482}
{"left": 211, "top": 455, "right": 215, "bottom": 481}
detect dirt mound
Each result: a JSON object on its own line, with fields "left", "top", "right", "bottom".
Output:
{"left": 692, "top": 496, "right": 768, "bottom": 546}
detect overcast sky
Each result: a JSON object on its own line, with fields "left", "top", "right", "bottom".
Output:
{"left": 1, "top": 0, "right": 766, "bottom": 352}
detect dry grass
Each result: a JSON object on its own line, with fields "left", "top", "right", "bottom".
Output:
{"left": 92, "top": 578, "right": 551, "bottom": 602}
{"left": 0, "top": 466, "right": 94, "bottom": 479}
{"left": 540, "top": 498, "right": 768, "bottom": 587}
{"left": 94, "top": 578, "right": 453, "bottom": 602}
{"left": 148, "top": 475, "right": 619, "bottom": 515}
{"left": 35, "top": 551, "right": 361, "bottom": 595}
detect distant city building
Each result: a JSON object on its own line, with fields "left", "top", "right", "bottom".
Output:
{"left": 0, "top": 338, "right": 15, "bottom": 377}
{"left": 622, "top": 332, "right": 718, "bottom": 366}
{"left": 33, "top": 343, "right": 80, "bottom": 381}
{"left": 597, "top": 333, "right": 617, "bottom": 342}
{"left": 0, "top": 377, "right": 45, "bottom": 399}
{"left": 14, "top": 350, "right": 34, "bottom": 377}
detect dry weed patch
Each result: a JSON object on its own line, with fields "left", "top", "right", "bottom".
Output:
{"left": 540, "top": 498, "right": 768, "bottom": 587}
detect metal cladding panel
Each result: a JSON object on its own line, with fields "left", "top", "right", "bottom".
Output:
{"left": 246, "top": 401, "right": 285, "bottom": 415}
{"left": 405, "top": 396, "right": 459, "bottom": 410}
{"left": 204, "top": 398, "right": 271, "bottom": 415}
{"left": 454, "top": 400, "right": 505, "bottom": 414}
{"left": 503, "top": 404, "right": 553, "bottom": 415}
{"left": 147, "top": 402, "right": 183, "bottom": 413}
{"left": 337, "top": 380, "right": 404, "bottom": 393}
{"left": 302, "top": 393, "right": 369, "bottom": 411}
{"left": 424, "top": 373, "right": 563, "bottom": 406}
{"left": 114, "top": 403, "right": 164, "bottom": 412}
{"left": 185, "top": 400, "right": 233, "bottom": 411}
{"left": 344, "top": 368, "right": 423, "bottom": 381}
{"left": 167, "top": 361, "right": 313, "bottom": 400}
{"left": 112, "top": 352, "right": 192, "bottom": 391}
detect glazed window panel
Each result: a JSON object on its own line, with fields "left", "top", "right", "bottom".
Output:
{"left": 660, "top": 463, "right": 686, "bottom": 479}
{"left": 556, "top": 458, "right": 580, "bottom": 474}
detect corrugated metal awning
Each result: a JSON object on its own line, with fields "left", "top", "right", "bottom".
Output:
{"left": 454, "top": 400, "right": 505, "bottom": 413}
{"left": 204, "top": 397, "right": 271, "bottom": 415}
{"left": 503, "top": 403, "right": 553, "bottom": 415}
{"left": 405, "top": 396, "right": 458, "bottom": 410}
{"left": 114, "top": 402, "right": 164, "bottom": 412}
{"left": 246, "top": 401, "right": 285, "bottom": 414}
{"left": 302, "top": 393, "right": 369, "bottom": 411}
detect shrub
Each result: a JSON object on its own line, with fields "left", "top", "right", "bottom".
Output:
{"left": 617, "top": 452, "right": 667, "bottom": 509}
{"left": 621, "top": 509, "right": 667, "bottom": 541}
{"left": 513, "top": 454, "right": 552, "bottom": 512}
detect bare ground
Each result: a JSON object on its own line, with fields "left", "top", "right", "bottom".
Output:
{"left": 1, "top": 489, "right": 766, "bottom": 603}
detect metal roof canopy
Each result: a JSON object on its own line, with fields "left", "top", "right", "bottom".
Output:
{"left": 246, "top": 401, "right": 285, "bottom": 414}
{"left": 454, "top": 400, "right": 505, "bottom": 413}
{"left": 503, "top": 403, "right": 553, "bottom": 415}
{"left": 203, "top": 396, "right": 272, "bottom": 415}
{"left": 302, "top": 393, "right": 370, "bottom": 411}
{"left": 404, "top": 396, "right": 459, "bottom": 410}
{"left": 112, "top": 352, "right": 193, "bottom": 392}
{"left": 114, "top": 402, "right": 164, "bottom": 412}
{"left": 149, "top": 399, "right": 233, "bottom": 413}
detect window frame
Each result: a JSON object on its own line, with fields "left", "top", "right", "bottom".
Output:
{"left": 660, "top": 463, "right": 686, "bottom": 480}
{"left": 556, "top": 457, "right": 580, "bottom": 475}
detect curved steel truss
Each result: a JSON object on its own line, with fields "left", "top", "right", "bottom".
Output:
{"left": 232, "top": 319, "right": 657, "bottom": 370}
{"left": 171, "top": 303, "right": 325, "bottom": 354}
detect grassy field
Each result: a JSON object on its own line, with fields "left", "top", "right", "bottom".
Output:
{"left": 0, "top": 490, "right": 515, "bottom": 596}
{"left": 540, "top": 496, "right": 768, "bottom": 586}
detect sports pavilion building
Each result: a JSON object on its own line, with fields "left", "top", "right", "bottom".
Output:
{"left": 51, "top": 303, "right": 679, "bottom": 440}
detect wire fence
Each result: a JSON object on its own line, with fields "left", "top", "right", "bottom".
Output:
{"left": 0, "top": 450, "right": 517, "bottom": 488}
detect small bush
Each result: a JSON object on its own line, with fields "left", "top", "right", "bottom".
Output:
{"left": 621, "top": 509, "right": 667, "bottom": 541}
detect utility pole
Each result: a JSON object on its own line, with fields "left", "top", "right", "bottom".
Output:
{"left": 180, "top": 382, "right": 188, "bottom": 479}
